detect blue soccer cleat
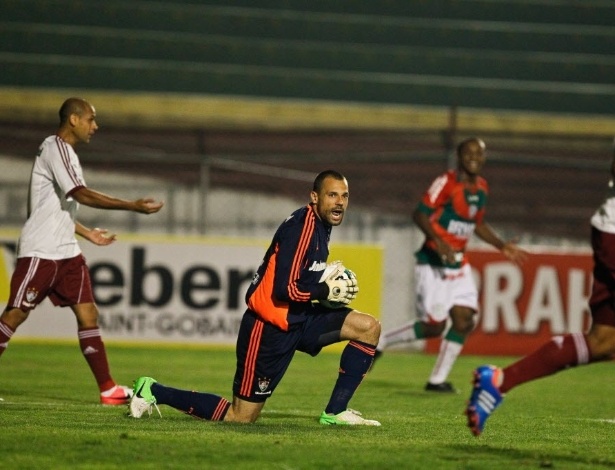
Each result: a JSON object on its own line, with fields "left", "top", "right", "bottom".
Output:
{"left": 465, "top": 365, "right": 503, "bottom": 436}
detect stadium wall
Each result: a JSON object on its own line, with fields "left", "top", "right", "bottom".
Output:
{"left": 0, "top": 230, "right": 594, "bottom": 356}
{"left": 0, "top": 232, "right": 385, "bottom": 350}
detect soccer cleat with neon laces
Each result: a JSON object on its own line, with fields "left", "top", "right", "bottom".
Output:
{"left": 465, "top": 365, "right": 503, "bottom": 436}
{"left": 319, "top": 408, "right": 381, "bottom": 426}
{"left": 100, "top": 384, "right": 133, "bottom": 406}
{"left": 129, "top": 376, "right": 161, "bottom": 418}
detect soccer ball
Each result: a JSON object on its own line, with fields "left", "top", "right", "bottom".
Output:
{"left": 318, "top": 264, "right": 358, "bottom": 309}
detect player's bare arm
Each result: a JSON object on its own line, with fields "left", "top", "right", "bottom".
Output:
{"left": 500, "top": 242, "right": 529, "bottom": 265}
{"left": 75, "top": 222, "right": 116, "bottom": 246}
{"left": 474, "top": 222, "right": 528, "bottom": 265}
{"left": 72, "top": 187, "right": 164, "bottom": 214}
{"left": 412, "top": 208, "right": 455, "bottom": 262}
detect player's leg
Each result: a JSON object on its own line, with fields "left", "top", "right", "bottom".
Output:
{"left": 466, "top": 327, "right": 595, "bottom": 436}
{"left": 130, "top": 376, "right": 262, "bottom": 422}
{"left": 376, "top": 263, "right": 447, "bottom": 358}
{"left": 0, "top": 257, "right": 54, "bottom": 358}
{"left": 500, "top": 312, "right": 615, "bottom": 395}
{"left": 466, "top": 231, "right": 615, "bottom": 436}
{"left": 377, "top": 319, "right": 446, "bottom": 351}
{"left": 71, "top": 301, "right": 131, "bottom": 404}
{"left": 225, "top": 396, "right": 265, "bottom": 422}
{"left": 585, "top": 323, "right": 615, "bottom": 358}
{"left": 340, "top": 309, "right": 381, "bottom": 345}
{"left": 303, "top": 308, "right": 381, "bottom": 425}
{"left": 131, "top": 310, "right": 293, "bottom": 422}
{"left": 0, "top": 307, "right": 29, "bottom": 358}
{"left": 130, "top": 375, "right": 236, "bottom": 421}
{"left": 53, "top": 255, "right": 128, "bottom": 404}
{"left": 425, "top": 263, "right": 478, "bottom": 391}
{"left": 426, "top": 305, "right": 476, "bottom": 392}
{"left": 70, "top": 301, "right": 114, "bottom": 390}
{"left": 500, "top": 230, "right": 615, "bottom": 394}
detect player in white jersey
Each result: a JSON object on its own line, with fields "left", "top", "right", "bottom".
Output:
{"left": 0, "top": 97, "right": 164, "bottom": 405}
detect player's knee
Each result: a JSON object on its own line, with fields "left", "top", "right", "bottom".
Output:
{"left": 370, "top": 317, "right": 382, "bottom": 344}
{"left": 456, "top": 317, "right": 476, "bottom": 335}
{"left": 342, "top": 312, "right": 380, "bottom": 345}
{"left": 225, "top": 407, "right": 260, "bottom": 424}
{"left": 450, "top": 310, "right": 476, "bottom": 334}
{"left": 1, "top": 307, "right": 29, "bottom": 328}
{"left": 227, "top": 397, "right": 264, "bottom": 423}
{"left": 423, "top": 321, "right": 446, "bottom": 338}
{"left": 587, "top": 329, "right": 615, "bottom": 358}
{"left": 356, "top": 314, "right": 381, "bottom": 344}
{"left": 228, "top": 414, "right": 259, "bottom": 424}
{"left": 369, "top": 316, "right": 381, "bottom": 334}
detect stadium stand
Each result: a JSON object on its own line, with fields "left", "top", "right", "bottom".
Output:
{"left": 0, "top": 0, "right": 614, "bottom": 241}
{"left": 0, "top": 0, "right": 614, "bottom": 115}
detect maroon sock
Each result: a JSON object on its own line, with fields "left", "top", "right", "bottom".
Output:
{"left": 501, "top": 333, "right": 590, "bottom": 393}
{"left": 78, "top": 327, "right": 115, "bottom": 392}
{"left": 0, "top": 320, "right": 15, "bottom": 357}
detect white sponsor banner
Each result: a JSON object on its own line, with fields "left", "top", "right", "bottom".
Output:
{"left": 1, "top": 234, "right": 385, "bottom": 347}
{"left": 1, "top": 235, "right": 264, "bottom": 344}
{"left": 424, "top": 247, "right": 594, "bottom": 356}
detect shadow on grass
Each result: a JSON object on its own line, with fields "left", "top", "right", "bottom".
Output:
{"left": 449, "top": 443, "right": 615, "bottom": 469}
{"left": 366, "top": 378, "right": 467, "bottom": 400}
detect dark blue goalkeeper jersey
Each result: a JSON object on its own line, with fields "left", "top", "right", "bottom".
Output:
{"left": 245, "top": 204, "right": 331, "bottom": 331}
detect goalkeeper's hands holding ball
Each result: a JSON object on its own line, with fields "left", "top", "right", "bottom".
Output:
{"left": 323, "top": 262, "right": 359, "bottom": 305}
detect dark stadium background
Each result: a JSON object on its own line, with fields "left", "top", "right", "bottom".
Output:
{"left": 1, "top": 0, "right": 614, "bottom": 243}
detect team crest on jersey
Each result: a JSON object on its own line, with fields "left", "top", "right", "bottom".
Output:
{"left": 258, "top": 377, "right": 271, "bottom": 393}
{"left": 26, "top": 287, "right": 38, "bottom": 303}
{"left": 468, "top": 205, "right": 478, "bottom": 219}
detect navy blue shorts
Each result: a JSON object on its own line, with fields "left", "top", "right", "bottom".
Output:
{"left": 232, "top": 305, "right": 351, "bottom": 402}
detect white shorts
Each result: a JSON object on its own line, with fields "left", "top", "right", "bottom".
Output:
{"left": 415, "top": 263, "right": 478, "bottom": 323}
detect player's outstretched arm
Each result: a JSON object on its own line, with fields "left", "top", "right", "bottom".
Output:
{"left": 72, "top": 187, "right": 164, "bottom": 214}
{"left": 134, "top": 197, "right": 165, "bottom": 214}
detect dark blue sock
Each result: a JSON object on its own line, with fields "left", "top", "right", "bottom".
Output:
{"left": 152, "top": 383, "right": 230, "bottom": 421}
{"left": 324, "top": 340, "right": 376, "bottom": 415}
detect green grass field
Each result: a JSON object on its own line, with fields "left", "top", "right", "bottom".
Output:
{"left": 2, "top": 340, "right": 615, "bottom": 469}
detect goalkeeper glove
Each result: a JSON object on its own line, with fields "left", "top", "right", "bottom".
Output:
{"left": 322, "top": 262, "right": 359, "bottom": 305}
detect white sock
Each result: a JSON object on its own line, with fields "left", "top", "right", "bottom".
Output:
{"left": 428, "top": 339, "right": 463, "bottom": 384}
{"left": 100, "top": 385, "right": 119, "bottom": 396}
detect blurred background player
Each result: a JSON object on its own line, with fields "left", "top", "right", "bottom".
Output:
{"left": 129, "top": 170, "right": 382, "bottom": 426}
{"left": 374, "top": 137, "right": 527, "bottom": 392}
{"left": 0, "top": 97, "right": 164, "bottom": 405}
{"left": 467, "top": 137, "right": 615, "bottom": 436}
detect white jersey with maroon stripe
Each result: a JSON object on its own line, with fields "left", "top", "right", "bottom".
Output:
{"left": 591, "top": 180, "right": 615, "bottom": 234}
{"left": 17, "top": 135, "right": 86, "bottom": 260}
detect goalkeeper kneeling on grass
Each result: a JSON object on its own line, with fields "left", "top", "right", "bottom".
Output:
{"left": 129, "top": 170, "right": 382, "bottom": 426}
